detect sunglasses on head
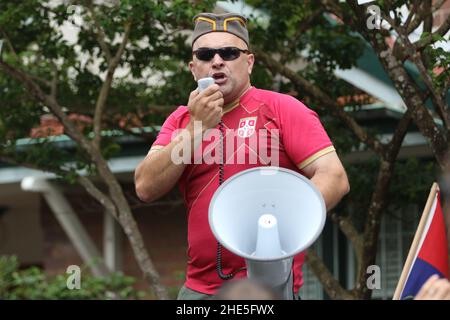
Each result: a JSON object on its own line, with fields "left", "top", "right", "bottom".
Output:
{"left": 193, "top": 46, "right": 250, "bottom": 61}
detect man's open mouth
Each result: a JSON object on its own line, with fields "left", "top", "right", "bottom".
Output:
{"left": 212, "top": 72, "right": 227, "bottom": 84}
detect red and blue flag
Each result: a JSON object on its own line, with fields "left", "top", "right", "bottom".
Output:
{"left": 396, "top": 186, "right": 449, "bottom": 300}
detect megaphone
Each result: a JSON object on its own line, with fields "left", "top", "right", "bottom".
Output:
{"left": 209, "top": 166, "right": 326, "bottom": 299}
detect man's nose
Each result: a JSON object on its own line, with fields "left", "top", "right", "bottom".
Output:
{"left": 211, "top": 53, "right": 225, "bottom": 68}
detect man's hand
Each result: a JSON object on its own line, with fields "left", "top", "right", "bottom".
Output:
{"left": 415, "top": 275, "right": 450, "bottom": 300}
{"left": 187, "top": 84, "right": 223, "bottom": 131}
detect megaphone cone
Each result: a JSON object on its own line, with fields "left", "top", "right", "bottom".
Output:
{"left": 209, "top": 166, "right": 326, "bottom": 299}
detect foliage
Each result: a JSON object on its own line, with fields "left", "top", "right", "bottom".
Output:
{"left": 341, "top": 156, "right": 437, "bottom": 231}
{"left": 0, "top": 0, "right": 215, "bottom": 174}
{"left": 0, "top": 255, "right": 146, "bottom": 299}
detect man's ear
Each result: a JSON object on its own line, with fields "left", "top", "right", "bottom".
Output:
{"left": 247, "top": 53, "right": 255, "bottom": 75}
{"left": 189, "top": 60, "right": 197, "bottom": 81}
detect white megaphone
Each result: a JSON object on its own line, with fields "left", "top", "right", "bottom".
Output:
{"left": 209, "top": 166, "right": 326, "bottom": 299}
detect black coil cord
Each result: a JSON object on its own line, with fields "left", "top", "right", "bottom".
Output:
{"left": 216, "top": 120, "right": 246, "bottom": 280}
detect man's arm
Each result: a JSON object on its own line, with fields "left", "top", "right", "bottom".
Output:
{"left": 134, "top": 122, "right": 200, "bottom": 203}
{"left": 135, "top": 84, "right": 224, "bottom": 203}
{"left": 300, "top": 151, "right": 350, "bottom": 211}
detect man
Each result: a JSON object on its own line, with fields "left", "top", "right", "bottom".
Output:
{"left": 135, "top": 12, "right": 350, "bottom": 299}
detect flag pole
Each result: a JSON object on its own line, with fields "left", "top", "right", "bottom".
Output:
{"left": 392, "top": 182, "right": 439, "bottom": 300}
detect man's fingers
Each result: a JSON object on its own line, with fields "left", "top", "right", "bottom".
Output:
{"left": 201, "top": 83, "right": 221, "bottom": 97}
{"left": 209, "top": 90, "right": 224, "bottom": 102}
{"left": 431, "top": 279, "right": 450, "bottom": 300}
{"left": 201, "top": 91, "right": 223, "bottom": 109}
{"left": 215, "top": 107, "right": 223, "bottom": 117}
{"left": 200, "top": 89, "right": 222, "bottom": 106}
{"left": 415, "top": 275, "right": 439, "bottom": 299}
{"left": 189, "top": 89, "right": 199, "bottom": 100}
{"left": 217, "top": 98, "right": 224, "bottom": 109}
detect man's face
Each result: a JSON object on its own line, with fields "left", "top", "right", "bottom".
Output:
{"left": 189, "top": 32, "right": 255, "bottom": 104}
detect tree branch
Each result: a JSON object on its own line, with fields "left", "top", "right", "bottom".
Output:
{"left": 0, "top": 60, "right": 92, "bottom": 152}
{"left": 386, "top": 105, "right": 414, "bottom": 162}
{"left": 254, "top": 48, "right": 385, "bottom": 156}
{"left": 423, "top": 0, "right": 433, "bottom": 36}
{"left": 403, "top": 0, "right": 421, "bottom": 30}
{"left": 404, "top": 0, "right": 445, "bottom": 35}
{"left": 93, "top": 21, "right": 132, "bottom": 148}
{"left": 406, "top": 2, "right": 430, "bottom": 34}
{"left": 382, "top": 13, "right": 450, "bottom": 131}
{"left": 353, "top": 159, "right": 395, "bottom": 299}
{"left": 414, "top": 16, "right": 450, "bottom": 51}
{"left": 86, "top": 1, "right": 112, "bottom": 63}
{"left": 29, "top": 74, "right": 52, "bottom": 88}
{"left": 77, "top": 175, "right": 119, "bottom": 221}
{"left": 417, "top": 0, "right": 432, "bottom": 70}
{"left": 0, "top": 28, "right": 19, "bottom": 61}
{"left": 329, "top": 211, "right": 363, "bottom": 262}
{"left": 306, "top": 249, "right": 354, "bottom": 299}
{"left": 50, "top": 63, "right": 58, "bottom": 99}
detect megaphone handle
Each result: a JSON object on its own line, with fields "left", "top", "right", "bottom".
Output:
{"left": 216, "top": 120, "right": 246, "bottom": 280}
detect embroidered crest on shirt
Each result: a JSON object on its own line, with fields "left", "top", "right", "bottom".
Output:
{"left": 238, "top": 117, "right": 257, "bottom": 138}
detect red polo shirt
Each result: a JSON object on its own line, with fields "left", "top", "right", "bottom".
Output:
{"left": 151, "top": 87, "right": 334, "bottom": 295}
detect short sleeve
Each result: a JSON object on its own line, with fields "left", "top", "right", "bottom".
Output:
{"left": 151, "top": 107, "right": 187, "bottom": 150}
{"left": 280, "top": 95, "right": 334, "bottom": 169}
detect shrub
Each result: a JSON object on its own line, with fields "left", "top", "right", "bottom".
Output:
{"left": 0, "top": 256, "right": 146, "bottom": 299}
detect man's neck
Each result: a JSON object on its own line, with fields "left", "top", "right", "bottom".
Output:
{"left": 223, "top": 84, "right": 252, "bottom": 113}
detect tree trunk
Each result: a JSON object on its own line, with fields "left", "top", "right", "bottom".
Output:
{"left": 91, "top": 151, "right": 170, "bottom": 300}
{"left": 354, "top": 160, "right": 394, "bottom": 299}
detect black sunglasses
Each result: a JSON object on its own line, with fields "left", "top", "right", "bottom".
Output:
{"left": 193, "top": 46, "right": 250, "bottom": 61}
